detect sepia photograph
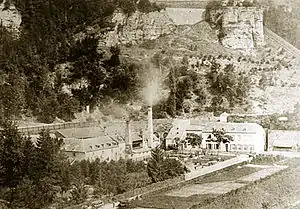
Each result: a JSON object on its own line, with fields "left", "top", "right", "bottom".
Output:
{"left": 0, "top": 0, "right": 300, "bottom": 208}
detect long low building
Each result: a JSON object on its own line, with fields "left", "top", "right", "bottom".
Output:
{"left": 268, "top": 130, "right": 300, "bottom": 152}
{"left": 166, "top": 119, "right": 266, "bottom": 153}
{"left": 55, "top": 127, "right": 126, "bottom": 162}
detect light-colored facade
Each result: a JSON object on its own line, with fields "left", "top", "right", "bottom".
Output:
{"left": 55, "top": 127, "right": 126, "bottom": 162}
{"left": 166, "top": 119, "right": 266, "bottom": 153}
{"left": 268, "top": 130, "right": 300, "bottom": 151}
{"left": 202, "top": 122, "right": 266, "bottom": 153}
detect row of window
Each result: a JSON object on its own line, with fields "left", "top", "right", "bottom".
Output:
{"left": 90, "top": 142, "right": 118, "bottom": 149}
{"left": 206, "top": 143, "right": 255, "bottom": 151}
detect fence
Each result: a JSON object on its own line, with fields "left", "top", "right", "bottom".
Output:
{"left": 18, "top": 121, "right": 102, "bottom": 135}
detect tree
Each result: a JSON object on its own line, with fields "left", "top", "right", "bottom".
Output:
{"left": 186, "top": 133, "right": 202, "bottom": 147}
{"left": 211, "top": 128, "right": 233, "bottom": 145}
{"left": 0, "top": 121, "right": 26, "bottom": 188}
{"left": 147, "top": 147, "right": 186, "bottom": 183}
{"left": 147, "top": 147, "right": 166, "bottom": 183}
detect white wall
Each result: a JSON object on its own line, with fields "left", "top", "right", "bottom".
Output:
{"left": 202, "top": 131, "right": 265, "bottom": 153}
{"left": 165, "top": 8, "right": 206, "bottom": 25}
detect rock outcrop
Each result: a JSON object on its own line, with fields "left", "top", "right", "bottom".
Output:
{"left": 211, "top": 6, "right": 265, "bottom": 50}
{"left": 74, "top": 10, "right": 176, "bottom": 48}
{"left": 103, "top": 10, "right": 175, "bottom": 47}
{"left": 0, "top": 0, "right": 21, "bottom": 35}
{"left": 221, "top": 7, "right": 265, "bottom": 49}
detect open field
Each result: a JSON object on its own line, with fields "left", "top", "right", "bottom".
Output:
{"left": 130, "top": 164, "right": 264, "bottom": 209}
{"left": 192, "top": 158, "right": 300, "bottom": 209}
{"left": 130, "top": 158, "right": 293, "bottom": 209}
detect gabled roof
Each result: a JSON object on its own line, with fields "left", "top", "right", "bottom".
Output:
{"left": 166, "top": 119, "right": 265, "bottom": 140}
{"left": 166, "top": 119, "right": 190, "bottom": 140}
{"left": 57, "top": 127, "right": 106, "bottom": 139}
{"left": 273, "top": 139, "right": 295, "bottom": 148}
{"left": 62, "top": 136, "right": 119, "bottom": 153}
{"left": 203, "top": 122, "right": 265, "bottom": 134}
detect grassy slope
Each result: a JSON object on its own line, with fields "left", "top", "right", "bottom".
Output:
{"left": 130, "top": 165, "right": 262, "bottom": 209}
{"left": 193, "top": 159, "right": 300, "bottom": 209}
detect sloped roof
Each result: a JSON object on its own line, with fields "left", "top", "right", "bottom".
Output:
{"left": 273, "top": 139, "right": 295, "bottom": 148}
{"left": 57, "top": 127, "right": 106, "bottom": 139}
{"left": 268, "top": 130, "right": 300, "bottom": 140}
{"left": 62, "top": 136, "right": 119, "bottom": 152}
{"left": 166, "top": 119, "right": 190, "bottom": 140}
{"left": 203, "top": 122, "right": 264, "bottom": 133}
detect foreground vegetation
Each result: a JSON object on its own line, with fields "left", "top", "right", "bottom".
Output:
{"left": 0, "top": 121, "right": 185, "bottom": 209}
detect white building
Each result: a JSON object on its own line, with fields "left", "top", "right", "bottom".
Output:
{"left": 202, "top": 122, "right": 266, "bottom": 153}
{"left": 55, "top": 127, "right": 126, "bottom": 162}
{"left": 166, "top": 119, "right": 266, "bottom": 153}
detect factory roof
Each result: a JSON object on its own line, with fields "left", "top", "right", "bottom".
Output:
{"left": 166, "top": 120, "right": 265, "bottom": 140}
{"left": 203, "top": 122, "right": 265, "bottom": 134}
{"left": 62, "top": 136, "right": 119, "bottom": 153}
{"left": 56, "top": 127, "right": 106, "bottom": 139}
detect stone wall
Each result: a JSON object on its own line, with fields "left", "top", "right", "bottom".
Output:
{"left": 217, "top": 6, "right": 265, "bottom": 50}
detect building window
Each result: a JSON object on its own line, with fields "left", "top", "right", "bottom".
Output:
{"left": 244, "top": 146, "right": 248, "bottom": 151}
{"left": 207, "top": 144, "right": 212, "bottom": 150}
{"left": 214, "top": 144, "right": 219, "bottom": 149}
{"left": 231, "top": 144, "right": 236, "bottom": 150}
{"left": 73, "top": 152, "right": 76, "bottom": 157}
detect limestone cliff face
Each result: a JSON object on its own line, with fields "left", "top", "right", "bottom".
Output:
{"left": 98, "top": 10, "right": 176, "bottom": 47}
{"left": 212, "top": 6, "right": 265, "bottom": 50}
{"left": 0, "top": 0, "right": 21, "bottom": 35}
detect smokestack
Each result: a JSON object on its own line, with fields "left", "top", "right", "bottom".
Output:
{"left": 148, "top": 106, "right": 153, "bottom": 148}
{"left": 126, "top": 120, "right": 132, "bottom": 150}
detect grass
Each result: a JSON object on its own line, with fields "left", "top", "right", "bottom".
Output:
{"left": 191, "top": 159, "right": 300, "bottom": 209}
{"left": 129, "top": 164, "right": 262, "bottom": 209}
{"left": 193, "top": 165, "right": 262, "bottom": 184}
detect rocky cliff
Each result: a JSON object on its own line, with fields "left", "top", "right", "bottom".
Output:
{"left": 210, "top": 6, "right": 265, "bottom": 51}
{"left": 75, "top": 10, "right": 176, "bottom": 48}
{"left": 0, "top": 0, "right": 21, "bottom": 35}
{"left": 104, "top": 11, "right": 175, "bottom": 46}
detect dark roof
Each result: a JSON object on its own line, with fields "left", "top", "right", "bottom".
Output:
{"left": 57, "top": 127, "right": 106, "bottom": 139}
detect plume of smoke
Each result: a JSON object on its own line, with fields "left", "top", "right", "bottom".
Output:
{"left": 141, "top": 62, "right": 165, "bottom": 106}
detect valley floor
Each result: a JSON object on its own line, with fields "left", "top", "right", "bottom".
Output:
{"left": 130, "top": 158, "right": 300, "bottom": 209}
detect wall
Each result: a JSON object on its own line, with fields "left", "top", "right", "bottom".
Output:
{"left": 165, "top": 8, "right": 206, "bottom": 25}
{"left": 202, "top": 131, "right": 265, "bottom": 153}
{"left": 184, "top": 154, "right": 250, "bottom": 180}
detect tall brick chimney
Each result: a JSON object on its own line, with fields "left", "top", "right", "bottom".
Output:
{"left": 125, "top": 120, "right": 132, "bottom": 150}
{"left": 148, "top": 106, "right": 153, "bottom": 148}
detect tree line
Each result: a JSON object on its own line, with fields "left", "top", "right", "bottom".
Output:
{"left": 0, "top": 121, "right": 186, "bottom": 208}
{"left": 0, "top": 0, "right": 162, "bottom": 123}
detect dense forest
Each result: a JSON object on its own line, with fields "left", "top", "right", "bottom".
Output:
{"left": 0, "top": 0, "right": 163, "bottom": 123}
